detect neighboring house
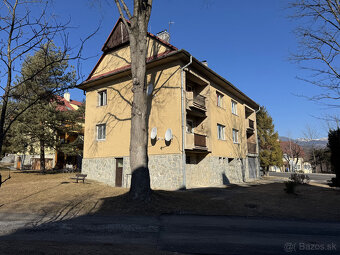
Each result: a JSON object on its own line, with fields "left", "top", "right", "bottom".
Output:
{"left": 78, "top": 18, "right": 260, "bottom": 190}
{"left": 13, "top": 92, "right": 83, "bottom": 170}
{"left": 270, "top": 141, "right": 312, "bottom": 174}
{"left": 270, "top": 158, "right": 312, "bottom": 174}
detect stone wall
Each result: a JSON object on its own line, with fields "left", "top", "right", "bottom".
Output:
{"left": 186, "top": 156, "right": 245, "bottom": 188}
{"left": 82, "top": 154, "right": 259, "bottom": 190}
{"left": 82, "top": 154, "right": 184, "bottom": 190}
{"left": 82, "top": 157, "right": 116, "bottom": 186}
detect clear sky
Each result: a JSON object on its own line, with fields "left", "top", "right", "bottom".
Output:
{"left": 49, "top": 0, "right": 337, "bottom": 139}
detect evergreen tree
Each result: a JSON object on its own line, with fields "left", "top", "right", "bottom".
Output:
{"left": 9, "top": 43, "right": 78, "bottom": 172}
{"left": 256, "top": 106, "right": 283, "bottom": 175}
{"left": 328, "top": 128, "right": 340, "bottom": 185}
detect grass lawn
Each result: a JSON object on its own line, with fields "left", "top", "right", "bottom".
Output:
{"left": 0, "top": 168, "right": 339, "bottom": 221}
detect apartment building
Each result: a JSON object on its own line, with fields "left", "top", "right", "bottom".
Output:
{"left": 78, "top": 18, "right": 260, "bottom": 190}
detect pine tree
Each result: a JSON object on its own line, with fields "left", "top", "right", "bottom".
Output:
{"left": 328, "top": 128, "right": 340, "bottom": 185}
{"left": 256, "top": 106, "right": 283, "bottom": 175}
{"left": 8, "top": 43, "right": 77, "bottom": 172}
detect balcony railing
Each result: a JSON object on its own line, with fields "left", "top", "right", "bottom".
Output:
{"left": 186, "top": 92, "right": 206, "bottom": 111}
{"left": 194, "top": 133, "right": 207, "bottom": 147}
{"left": 193, "top": 94, "right": 206, "bottom": 109}
{"left": 247, "top": 142, "right": 257, "bottom": 154}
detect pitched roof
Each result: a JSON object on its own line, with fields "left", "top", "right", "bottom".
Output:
{"left": 79, "top": 18, "right": 260, "bottom": 110}
{"left": 86, "top": 18, "right": 177, "bottom": 81}
{"left": 101, "top": 18, "right": 177, "bottom": 52}
{"left": 55, "top": 95, "right": 82, "bottom": 112}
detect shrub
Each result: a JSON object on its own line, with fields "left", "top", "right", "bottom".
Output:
{"left": 284, "top": 181, "right": 297, "bottom": 194}
{"left": 290, "top": 173, "right": 310, "bottom": 184}
{"left": 328, "top": 177, "right": 340, "bottom": 187}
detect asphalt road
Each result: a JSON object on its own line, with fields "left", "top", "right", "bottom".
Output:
{"left": 0, "top": 213, "right": 339, "bottom": 254}
{"left": 269, "top": 172, "right": 335, "bottom": 184}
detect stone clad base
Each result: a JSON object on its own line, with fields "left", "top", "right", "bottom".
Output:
{"left": 82, "top": 154, "right": 259, "bottom": 190}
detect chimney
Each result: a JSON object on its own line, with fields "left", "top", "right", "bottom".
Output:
{"left": 202, "top": 60, "right": 208, "bottom": 67}
{"left": 64, "top": 92, "right": 70, "bottom": 102}
{"left": 156, "top": 30, "right": 170, "bottom": 43}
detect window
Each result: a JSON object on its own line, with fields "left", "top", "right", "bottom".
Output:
{"left": 231, "top": 100, "right": 237, "bottom": 115}
{"left": 217, "top": 124, "right": 225, "bottom": 140}
{"left": 186, "top": 84, "right": 193, "bottom": 92}
{"left": 216, "top": 91, "right": 223, "bottom": 107}
{"left": 186, "top": 119, "right": 194, "bottom": 133}
{"left": 98, "top": 90, "right": 107, "bottom": 106}
{"left": 97, "top": 124, "right": 106, "bottom": 140}
{"left": 232, "top": 129, "right": 239, "bottom": 143}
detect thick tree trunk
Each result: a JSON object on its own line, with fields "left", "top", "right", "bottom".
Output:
{"left": 128, "top": 17, "right": 151, "bottom": 200}
{"left": 40, "top": 139, "right": 46, "bottom": 173}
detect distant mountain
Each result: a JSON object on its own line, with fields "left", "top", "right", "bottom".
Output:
{"left": 279, "top": 136, "right": 328, "bottom": 148}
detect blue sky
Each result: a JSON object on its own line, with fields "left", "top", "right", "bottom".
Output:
{"left": 49, "top": 0, "right": 337, "bottom": 139}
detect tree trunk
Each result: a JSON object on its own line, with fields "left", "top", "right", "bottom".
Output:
{"left": 128, "top": 17, "right": 151, "bottom": 201}
{"left": 40, "top": 139, "right": 46, "bottom": 173}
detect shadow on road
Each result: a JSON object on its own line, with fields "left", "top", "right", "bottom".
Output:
{"left": 0, "top": 181, "right": 340, "bottom": 254}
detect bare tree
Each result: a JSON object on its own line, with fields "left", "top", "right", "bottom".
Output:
{"left": 280, "top": 139, "right": 305, "bottom": 172}
{"left": 289, "top": 0, "right": 340, "bottom": 106}
{"left": 302, "top": 124, "right": 320, "bottom": 172}
{"left": 0, "top": 0, "right": 95, "bottom": 155}
{"left": 113, "top": 0, "right": 152, "bottom": 200}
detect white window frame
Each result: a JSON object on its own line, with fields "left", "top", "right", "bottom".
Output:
{"left": 98, "top": 90, "right": 107, "bottom": 106}
{"left": 216, "top": 91, "right": 223, "bottom": 108}
{"left": 217, "top": 124, "right": 225, "bottom": 140}
{"left": 232, "top": 129, "right": 239, "bottom": 144}
{"left": 186, "top": 119, "right": 194, "bottom": 134}
{"left": 96, "top": 124, "right": 106, "bottom": 140}
{"left": 231, "top": 100, "right": 237, "bottom": 115}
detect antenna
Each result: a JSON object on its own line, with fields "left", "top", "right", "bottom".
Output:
{"left": 165, "top": 128, "right": 173, "bottom": 142}
{"left": 168, "top": 20, "right": 175, "bottom": 41}
{"left": 150, "top": 127, "right": 157, "bottom": 140}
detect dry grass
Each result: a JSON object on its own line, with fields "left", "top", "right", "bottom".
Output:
{"left": 1, "top": 169, "right": 340, "bottom": 221}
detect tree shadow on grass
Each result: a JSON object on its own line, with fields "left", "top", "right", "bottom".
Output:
{"left": 1, "top": 181, "right": 340, "bottom": 254}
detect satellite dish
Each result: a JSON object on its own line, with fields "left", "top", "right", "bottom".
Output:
{"left": 150, "top": 127, "right": 157, "bottom": 139}
{"left": 165, "top": 128, "right": 173, "bottom": 142}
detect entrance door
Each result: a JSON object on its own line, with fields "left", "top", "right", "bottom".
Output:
{"left": 115, "top": 158, "right": 123, "bottom": 187}
{"left": 248, "top": 157, "right": 257, "bottom": 179}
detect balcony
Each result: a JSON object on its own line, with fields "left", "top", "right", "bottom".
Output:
{"left": 247, "top": 119, "right": 255, "bottom": 134}
{"left": 186, "top": 92, "right": 206, "bottom": 113}
{"left": 186, "top": 133, "right": 209, "bottom": 151}
{"left": 249, "top": 119, "right": 254, "bottom": 129}
{"left": 247, "top": 142, "right": 257, "bottom": 154}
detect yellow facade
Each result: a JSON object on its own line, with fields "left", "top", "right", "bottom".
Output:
{"left": 79, "top": 19, "right": 259, "bottom": 189}
{"left": 84, "top": 61, "right": 183, "bottom": 158}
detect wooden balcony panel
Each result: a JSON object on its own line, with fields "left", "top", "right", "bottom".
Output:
{"left": 194, "top": 133, "right": 207, "bottom": 147}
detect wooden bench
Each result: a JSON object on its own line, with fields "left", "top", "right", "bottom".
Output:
{"left": 70, "top": 174, "right": 87, "bottom": 183}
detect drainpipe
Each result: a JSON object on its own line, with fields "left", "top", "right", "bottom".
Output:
{"left": 255, "top": 106, "right": 261, "bottom": 177}
{"left": 180, "top": 55, "right": 192, "bottom": 188}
